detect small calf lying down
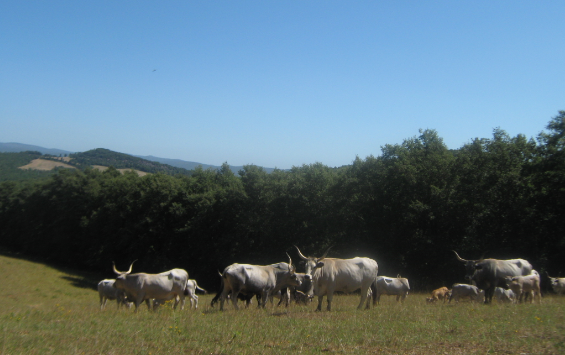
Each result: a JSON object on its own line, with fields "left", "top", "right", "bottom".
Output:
{"left": 449, "top": 284, "right": 485, "bottom": 303}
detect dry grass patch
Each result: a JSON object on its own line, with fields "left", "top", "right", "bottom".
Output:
{"left": 18, "top": 159, "right": 75, "bottom": 171}
{"left": 92, "top": 165, "right": 148, "bottom": 176}
{"left": 1, "top": 252, "right": 564, "bottom": 354}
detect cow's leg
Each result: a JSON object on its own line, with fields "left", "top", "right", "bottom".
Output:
{"left": 316, "top": 295, "right": 324, "bottom": 311}
{"left": 326, "top": 290, "right": 335, "bottom": 311}
{"left": 231, "top": 290, "right": 240, "bottom": 310}
{"left": 357, "top": 286, "right": 369, "bottom": 310}
{"left": 100, "top": 296, "right": 105, "bottom": 310}
{"left": 193, "top": 295, "right": 199, "bottom": 309}
{"left": 261, "top": 291, "right": 270, "bottom": 308}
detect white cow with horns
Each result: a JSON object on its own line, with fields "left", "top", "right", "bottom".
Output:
{"left": 295, "top": 246, "right": 379, "bottom": 311}
{"left": 112, "top": 261, "right": 189, "bottom": 312}
{"left": 219, "top": 254, "right": 301, "bottom": 311}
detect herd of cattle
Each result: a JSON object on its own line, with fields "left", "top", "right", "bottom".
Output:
{"left": 97, "top": 247, "right": 565, "bottom": 312}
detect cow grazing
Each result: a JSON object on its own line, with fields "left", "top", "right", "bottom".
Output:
{"left": 279, "top": 273, "right": 314, "bottom": 307}
{"left": 426, "top": 287, "right": 450, "bottom": 304}
{"left": 98, "top": 279, "right": 132, "bottom": 310}
{"left": 505, "top": 270, "right": 541, "bottom": 304}
{"left": 293, "top": 290, "right": 314, "bottom": 305}
{"left": 548, "top": 275, "right": 565, "bottom": 295}
{"left": 295, "top": 246, "right": 379, "bottom": 311}
{"left": 453, "top": 251, "right": 532, "bottom": 304}
{"left": 494, "top": 287, "right": 515, "bottom": 304}
{"left": 112, "top": 261, "right": 189, "bottom": 312}
{"left": 449, "top": 284, "right": 485, "bottom": 303}
{"left": 219, "top": 254, "right": 301, "bottom": 310}
{"left": 374, "top": 275, "right": 410, "bottom": 304}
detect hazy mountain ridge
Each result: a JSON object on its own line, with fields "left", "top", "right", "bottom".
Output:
{"left": 0, "top": 142, "right": 276, "bottom": 174}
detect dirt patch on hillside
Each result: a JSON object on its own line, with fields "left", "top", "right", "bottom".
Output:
{"left": 92, "top": 165, "right": 148, "bottom": 177}
{"left": 19, "top": 159, "right": 76, "bottom": 171}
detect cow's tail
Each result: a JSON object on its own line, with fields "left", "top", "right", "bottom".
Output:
{"left": 370, "top": 279, "right": 378, "bottom": 306}
{"left": 210, "top": 271, "right": 224, "bottom": 307}
{"left": 195, "top": 282, "right": 208, "bottom": 294}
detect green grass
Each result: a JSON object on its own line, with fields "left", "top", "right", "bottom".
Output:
{"left": 1, "top": 252, "right": 563, "bottom": 354}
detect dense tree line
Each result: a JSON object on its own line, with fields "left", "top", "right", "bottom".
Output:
{"left": 1, "top": 112, "right": 564, "bottom": 291}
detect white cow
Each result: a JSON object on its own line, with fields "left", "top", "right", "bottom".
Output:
{"left": 449, "top": 284, "right": 485, "bottom": 303}
{"left": 112, "top": 261, "right": 189, "bottom": 312}
{"left": 505, "top": 270, "right": 541, "bottom": 304}
{"left": 494, "top": 287, "right": 515, "bottom": 304}
{"left": 548, "top": 275, "right": 565, "bottom": 295}
{"left": 219, "top": 254, "right": 301, "bottom": 310}
{"left": 374, "top": 275, "right": 410, "bottom": 304}
{"left": 184, "top": 279, "right": 207, "bottom": 309}
{"left": 295, "top": 246, "right": 379, "bottom": 311}
{"left": 97, "top": 279, "right": 132, "bottom": 310}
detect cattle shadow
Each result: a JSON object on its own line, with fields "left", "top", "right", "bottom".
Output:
{"left": 0, "top": 246, "right": 104, "bottom": 292}
{"left": 60, "top": 275, "right": 98, "bottom": 291}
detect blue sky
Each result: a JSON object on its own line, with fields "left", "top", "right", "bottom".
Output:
{"left": 1, "top": 1, "right": 563, "bottom": 169}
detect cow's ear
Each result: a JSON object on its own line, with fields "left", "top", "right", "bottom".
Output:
{"left": 316, "top": 262, "right": 325, "bottom": 268}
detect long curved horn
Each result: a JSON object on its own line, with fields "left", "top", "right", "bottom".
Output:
{"left": 286, "top": 252, "right": 293, "bottom": 269}
{"left": 112, "top": 261, "right": 120, "bottom": 274}
{"left": 114, "top": 260, "right": 136, "bottom": 275}
{"left": 318, "top": 245, "right": 332, "bottom": 261}
{"left": 452, "top": 250, "right": 467, "bottom": 262}
{"left": 294, "top": 245, "right": 309, "bottom": 260}
{"left": 125, "top": 260, "right": 136, "bottom": 274}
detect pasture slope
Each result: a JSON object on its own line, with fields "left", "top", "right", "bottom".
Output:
{"left": 0, "top": 251, "right": 564, "bottom": 354}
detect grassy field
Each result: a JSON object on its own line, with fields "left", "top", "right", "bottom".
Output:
{"left": 1, "top": 252, "right": 563, "bottom": 354}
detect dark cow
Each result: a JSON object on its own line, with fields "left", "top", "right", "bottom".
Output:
{"left": 453, "top": 251, "right": 532, "bottom": 304}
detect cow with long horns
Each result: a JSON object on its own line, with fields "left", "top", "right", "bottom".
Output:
{"left": 112, "top": 261, "right": 189, "bottom": 312}
{"left": 295, "top": 246, "right": 379, "bottom": 311}
{"left": 453, "top": 251, "right": 532, "bottom": 304}
{"left": 218, "top": 254, "right": 301, "bottom": 310}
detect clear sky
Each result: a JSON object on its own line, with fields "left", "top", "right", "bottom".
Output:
{"left": 1, "top": 1, "right": 564, "bottom": 169}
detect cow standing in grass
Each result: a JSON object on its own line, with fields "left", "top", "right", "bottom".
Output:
{"left": 453, "top": 251, "right": 532, "bottom": 304}
{"left": 295, "top": 246, "right": 379, "bottom": 311}
{"left": 218, "top": 254, "right": 301, "bottom": 310}
{"left": 505, "top": 270, "right": 541, "bottom": 304}
{"left": 375, "top": 275, "right": 410, "bottom": 304}
{"left": 112, "top": 261, "right": 189, "bottom": 312}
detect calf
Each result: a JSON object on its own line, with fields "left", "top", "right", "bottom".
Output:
{"left": 449, "top": 284, "right": 485, "bottom": 303}
{"left": 426, "top": 287, "right": 450, "bottom": 303}
{"left": 494, "top": 287, "right": 515, "bottom": 304}
{"left": 375, "top": 275, "right": 410, "bottom": 304}
{"left": 184, "top": 279, "right": 207, "bottom": 309}
{"left": 98, "top": 279, "right": 132, "bottom": 310}
{"left": 505, "top": 270, "right": 541, "bottom": 304}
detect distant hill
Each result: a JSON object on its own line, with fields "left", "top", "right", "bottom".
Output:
{"left": 70, "top": 149, "right": 193, "bottom": 176}
{"left": 0, "top": 142, "right": 73, "bottom": 156}
{"left": 1, "top": 142, "right": 278, "bottom": 174}
{"left": 136, "top": 155, "right": 277, "bottom": 174}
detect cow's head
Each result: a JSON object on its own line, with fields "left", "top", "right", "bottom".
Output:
{"left": 295, "top": 245, "right": 330, "bottom": 281}
{"left": 112, "top": 260, "right": 136, "bottom": 289}
{"left": 285, "top": 253, "right": 302, "bottom": 287}
{"left": 453, "top": 251, "right": 483, "bottom": 282}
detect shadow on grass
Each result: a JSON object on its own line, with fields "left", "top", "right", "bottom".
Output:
{"left": 0, "top": 246, "right": 104, "bottom": 291}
